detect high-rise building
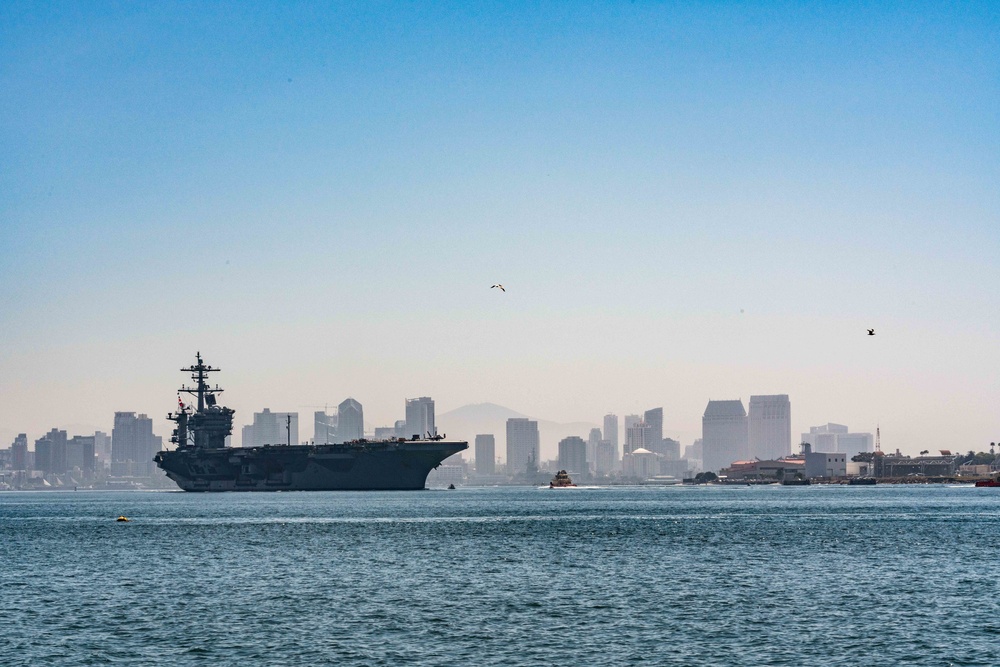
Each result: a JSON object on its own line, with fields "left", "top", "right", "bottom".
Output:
{"left": 337, "top": 398, "right": 364, "bottom": 442}
{"left": 586, "top": 428, "right": 602, "bottom": 472}
{"left": 49, "top": 428, "right": 67, "bottom": 474}
{"left": 595, "top": 440, "right": 616, "bottom": 476}
{"left": 603, "top": 414, "right": 619, "bottom": 450}
{"left": 94, "top": 431, "right": 111, "bottom": 466}
{"left": 34, "top": 434, "right": 54, "bottom": 474}
{"left": 243, "top": 409, "right": 298, "bottom": 447}
{"left": 405, "top": 397, "right": 436, "bottom": 439}
{"left": 702, "top": 400, "right": 748, "bottom": 473}
{"left": 624, "top": 414, "right": 642, "bottom": 431}
{"left": 662, "top": 437, "right": 681, "bottom": 460}
{"left": 475, "top": 434, "right": 496, "bottom": 475}
{"left": 558, "top": 436, "right": 588, "bottom": 476}
{"left": 314, "top": 410, "right": 336, "bottom": 444}
{"left": 625, "top": 422, "right": 650, "bottom": 456}
{"left": 506, "top": 418, "right": 539, "bottom": 477}
{"left": 748, "top": 395, "right": 791, "bottom": 460}
{"left": 112, "top": 413, "right": 159, "bottom": 477}
{"left": 11, "top": 434, "right": 28, "bottom": 471}
{"left": 684, "top": 439, "right": 704, "bottom": 472}
{"left": 66, "top": 435, "right": 96, "bottom": 475}
{"left": 644, "top": 408, "right": 664, "bottom": 450}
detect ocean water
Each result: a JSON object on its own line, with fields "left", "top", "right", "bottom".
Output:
{"left": 2, "top": 485, "right": 999, "bottom": 666}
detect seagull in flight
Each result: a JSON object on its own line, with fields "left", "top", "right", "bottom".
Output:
{"left": 867, "top": 329, "right": 875, "bottom": 336}
{"left": 491, "top": 284, "right": 505, "bottom": 292}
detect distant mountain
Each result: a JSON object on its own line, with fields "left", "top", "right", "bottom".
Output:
{"left": 438, "top": 403, "right": 599, "bottom": 462}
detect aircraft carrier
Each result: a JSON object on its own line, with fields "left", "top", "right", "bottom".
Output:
{"left": 153, "top": 354, "right": 467, "bottom": 491}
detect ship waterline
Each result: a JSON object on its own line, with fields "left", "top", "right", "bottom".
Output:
{"left": 155, "top": 441, "right": 466, "bottom": 491}
{"left": 154, "top": 353, "right": 467, "bottom": 492}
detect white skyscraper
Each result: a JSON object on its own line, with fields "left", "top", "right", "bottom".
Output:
{"left": 475, "top": 434, "right": 496, "bottom": 475}
{"left": 625, "top": 422, "right": 650, "bottom": 456}
{"left": 748, "top": 395, "right": 791, "bottom": 461}
{"left": 337, "top": 398, "right": 364, "bottom": 442}
{"left": 587, "top": 428, "right": 602, "bottom": 472}
{"left": 702, "top": 400, "right": 748, "bottom": 473}
{"left": 603, "top": 414, "right": 619, "bottom": 450}
{"left": 405, "top": 397, "right": 436, "bottom": 438}
{"left": 506, "top": 418, "right": 539, "bottom": 477}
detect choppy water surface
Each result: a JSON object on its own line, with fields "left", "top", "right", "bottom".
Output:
{"left": 2, "top": 485, "right": 999, "bottom": 666}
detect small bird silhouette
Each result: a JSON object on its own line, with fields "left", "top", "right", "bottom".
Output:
{"left": 491, "top": 284, "right": 505, "bottom": 292}
{"left": 867, "top": 329, "right": 875, "bottom": 336}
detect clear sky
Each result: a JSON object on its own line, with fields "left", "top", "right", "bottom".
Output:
{"left": 2, "top": 1, "right": 998, "bottom": 453}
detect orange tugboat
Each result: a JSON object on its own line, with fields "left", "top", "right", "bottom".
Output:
{"left": 975, "top": 476, "right": 1000, "bottom": 487}
{"left": 549, "top": 470, "right": 577, "bottom": 488}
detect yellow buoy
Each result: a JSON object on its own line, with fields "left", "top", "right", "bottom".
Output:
{"left": 116, "top": 516, "right": 129, "bottom": 522}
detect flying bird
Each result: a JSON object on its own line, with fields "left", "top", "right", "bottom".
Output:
{"left": 867, "top": 329, "right": 875, "bottom": 336}
{"left": 491, "top": 284, "right": 505, "bottom": 292}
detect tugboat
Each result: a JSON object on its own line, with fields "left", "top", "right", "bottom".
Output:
{"left": 549, "top": 470, "right": 577, "bottom": 488}
{"left": 974, "top": 476, "right": 1000, "bottom": 487}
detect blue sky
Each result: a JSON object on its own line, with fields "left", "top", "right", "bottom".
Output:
{"left": 1, "top": 1, "right": 998, "bottom": 454}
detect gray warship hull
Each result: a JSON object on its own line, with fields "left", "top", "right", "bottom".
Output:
{"left": 155, "top": 440, "right": 466, "bottom": 492}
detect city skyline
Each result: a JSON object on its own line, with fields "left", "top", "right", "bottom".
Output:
{"left": 0, "top": 389, "right": 936, "bottom": 463}
{"left": 2, "top": 3, "right": 997, "bottom": 456}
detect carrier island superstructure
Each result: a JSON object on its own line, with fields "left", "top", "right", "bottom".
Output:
{"left": 153, "top": 353, "right": 467, "bottom": 491}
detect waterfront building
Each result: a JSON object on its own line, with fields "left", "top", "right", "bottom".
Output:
{"left": 426, "top": 462, "right": 465, "bottom": 487}
{"left": 405, "top": 397, "right": 436, "bottom": 438}
{"left": 622, "top": 447, "right": 659, "bottom": 480}
{"left": 803, "top": 448, "right": 848, "bottom": 479}
{"left": 702, "top": 400, "right": 748, "bottom": 473}
{"left": 801, "top": 424, "right": 873, "bottom": 458}
{"left": 337, "top": 398, "right": 364, "bottom": 442}
{"left": 748, "top": 394, "right": 791, "bottom": 461}
{"left": 112, "top": 413, "right": 159, "bottom": 477}
{"left": 506, "top": 418, "right": 540, "bottom": 478}
{"left": 721, "top": 457, "right": 805, "bottom": 482}
{"left": 558, "top": 436, "right": 588, "bottom": 477}
{"left": 603, "top": 414, "right": 619, "bottom": 451}
{"left": 875, "top": 454, "right": 958, "bottom": 479}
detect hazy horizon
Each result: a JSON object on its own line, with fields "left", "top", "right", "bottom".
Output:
{"left": 2, "top": 2, "right": 997, "bottom": 456}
